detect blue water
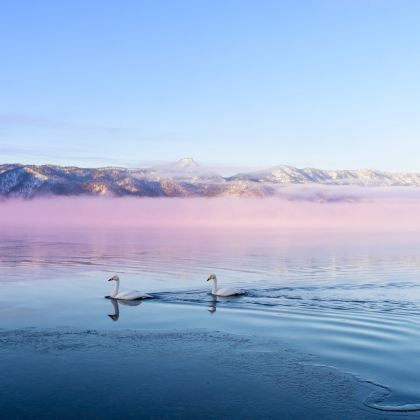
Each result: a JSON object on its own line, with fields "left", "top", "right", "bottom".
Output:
{"left": 1, "top": 228, "right": 420, "bottom": 414}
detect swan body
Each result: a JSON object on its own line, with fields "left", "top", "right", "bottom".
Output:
{"left": 106, "top": 275, "right": 152, "bottom": 300}
{"left": 207, "top": 274, "right": 244, "bottom": 297}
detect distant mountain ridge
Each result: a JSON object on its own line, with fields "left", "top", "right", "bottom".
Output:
{"left": 1, "top": 158, "right": 420, "bottom": 199}
{"left": 229, "top": 165, "right": 420, "bottom": 187}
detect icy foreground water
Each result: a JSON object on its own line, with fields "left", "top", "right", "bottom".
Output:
{"left": 1, "top": 227, "right": 420, "bottom": 418}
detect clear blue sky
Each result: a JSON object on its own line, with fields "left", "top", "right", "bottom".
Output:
{"left": 1, "top": 0, "right": 419, "bottom": 171}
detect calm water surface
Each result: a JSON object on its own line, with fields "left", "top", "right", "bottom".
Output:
{"left": 1, "top": 227, "right": 420, "bottom": 413}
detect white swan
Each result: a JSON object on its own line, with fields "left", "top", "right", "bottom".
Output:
{"left": 106, "top": 275, "right": 152, "bottom": 300}
{"left": 207, "top": 274, "right": 244, "bottom": 297}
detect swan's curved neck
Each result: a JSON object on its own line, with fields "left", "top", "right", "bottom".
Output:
{"left": 111, "top": 279, "right": 120, "bottom": 298}
{"left": 211, "top": 278, "right": 218, "bottom": 294}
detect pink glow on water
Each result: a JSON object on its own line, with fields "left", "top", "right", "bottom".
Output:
{"left": 1, "top": 196, "right": 420, "bottom": 233}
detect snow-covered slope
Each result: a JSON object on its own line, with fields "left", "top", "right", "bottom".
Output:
{"left": 0, "top": 159, "right": 419, "bottom": 199}
{"left": 229, "top": 166, "right": 420, "bottom": 187}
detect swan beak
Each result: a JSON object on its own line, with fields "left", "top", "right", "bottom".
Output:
{"left": 206, "top": 277, "right": 211, "bottom": 281}
{"left": 108, "top": 277, "right": 114, "bottom": 282}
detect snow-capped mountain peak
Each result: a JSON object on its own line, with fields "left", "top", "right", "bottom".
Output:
{"left": 174, "top": 157, "right": 200, "bottom": 168}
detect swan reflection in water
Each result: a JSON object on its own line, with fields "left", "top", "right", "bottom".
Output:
{"left": 207, "top": 295, "right": 218, "bottom": 314}
{"left": 207, "top": 293, "right": 246, "bottom": 314}
{"left": 107, "top": 297, "right": 142, "bottom": 322}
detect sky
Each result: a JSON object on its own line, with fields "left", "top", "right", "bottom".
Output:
{"left": 1, "top": 0, "right": 419, "bottom": 171}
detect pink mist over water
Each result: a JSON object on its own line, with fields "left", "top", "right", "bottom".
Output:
{"left": 0, "top": 195, "right": 420, "bottom": 233}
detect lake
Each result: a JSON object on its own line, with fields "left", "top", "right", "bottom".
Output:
{"left": 1, "top": 226, "right": 420, "bottom": 418}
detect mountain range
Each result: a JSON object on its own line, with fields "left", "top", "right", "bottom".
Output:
{"left": 1, "top": 157, "right": 420, "bottom": 199}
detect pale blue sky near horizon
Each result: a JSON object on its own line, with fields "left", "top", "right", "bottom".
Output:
{"left": 1, "top": 0, "right": 419, "bottom": 172}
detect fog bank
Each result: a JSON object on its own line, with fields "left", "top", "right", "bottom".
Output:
{"left": 1, "top": 195, "right": 420, "bottom": 232}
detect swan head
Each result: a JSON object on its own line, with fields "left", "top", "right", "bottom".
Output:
{"left": 207, "top": 274, "right": 217, "bottom": 282}
{"left": 108, "top": 275, "right": 119, "bottom": 282}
